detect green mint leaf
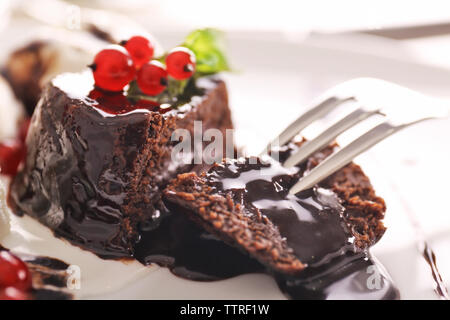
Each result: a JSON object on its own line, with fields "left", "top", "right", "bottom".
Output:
{"left": 167, "top": 77, "right": 188, "bottom": 98}
{"left": 183, "top": 28, "right": 230, "bottom": 75}
{"left": 126, "top": 78, "right": 190, "bottom": 107}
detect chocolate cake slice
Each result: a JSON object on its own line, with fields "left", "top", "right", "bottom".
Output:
{"left": 8, "top": 71, "right": 232, "bottom": 258}
{"left": 164, "top": 143, "right": 386, "bottom": 275}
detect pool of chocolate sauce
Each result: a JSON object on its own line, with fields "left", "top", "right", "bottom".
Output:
{"left": 21, "top": 254, "right": 73, "bottom": 300}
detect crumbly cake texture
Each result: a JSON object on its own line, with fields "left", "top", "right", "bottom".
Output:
{"left": 164, "top": 144, "right": 386, "bottom": 275}
{"left": 165, "top": 171, "right": 306, "bottom": 274}
{"left": 8, "top": 76, "right": 232, "bottom": 258}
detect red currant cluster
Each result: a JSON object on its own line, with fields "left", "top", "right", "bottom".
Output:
{"left": 0, "top": 250, "right": 32, "bottom": 300}
{"left": 90, "top": 35, "right": 196, "bottom": 96}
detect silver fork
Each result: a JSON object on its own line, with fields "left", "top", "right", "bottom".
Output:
{"left": 261, "top": 78, "right": 449, "bottom": 195}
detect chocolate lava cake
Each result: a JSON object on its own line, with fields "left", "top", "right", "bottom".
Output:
{"left": 8, "top": 71, "right": 233, "bottom": 258}
{"left": 164, "top": 142, "right": 386, "bottom": 276}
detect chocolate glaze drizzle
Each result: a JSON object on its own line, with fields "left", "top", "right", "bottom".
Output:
{"left": 387, "top": 178, "right": 449, "bottom": 300}
{"left": 21, "top": 254, "right": 73, "bottom": 300}
{"left": 422, "top": 243, "right": 449, "bottom": 299}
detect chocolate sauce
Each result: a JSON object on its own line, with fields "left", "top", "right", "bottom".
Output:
{"left": 422, "top": 243, "right": 449, "bottom": 299}
{"left": 87, "top": 24, "right": 115, "bottom": 43}
{"left": 277, "top": 252, "right": 398, "bottom": 300}
{"left": 206, "top": 156, "right": 354, "bottom": 267}
{"left": 19, "top": 254, "right": 73, "bottom": 300}
{"left": 134, "top": 213, "right": 264, "bottom": 281}
{"left": 136, "top": 147, "right": 399, "bottom": 299}
{"left": 388, "top": 179, "right": 449, "bottom": 300}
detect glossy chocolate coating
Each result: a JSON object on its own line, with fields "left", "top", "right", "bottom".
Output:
{"left": 155, "top": 146, "right": 399, "bottom": 299}
{"left": 8, "top": 71, "right": 232, "bottom": 258}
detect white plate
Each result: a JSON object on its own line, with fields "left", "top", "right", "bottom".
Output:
{"left": 1, "top": 25, "right": 450, "bottom": 299}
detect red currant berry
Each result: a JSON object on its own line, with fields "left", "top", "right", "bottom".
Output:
{"left": 122, "top": 36, "right": 154, "bottom": 69}
{"left": 136, "top": 61, "right": 168, "bottom": 96}
{"left": 0, "top": 141, "right": 24, "bottom": 176}
{"left": 90, "top": 46, "right": 135, "bottom": 92}
{"left": 166, "top": 47, "right": 196, "bottom": 80}
{"left": 0, "top": 251, "right": 32, "bottom": 291}
{"left": 0, "top": 287, "right": 28, "bottom": 300}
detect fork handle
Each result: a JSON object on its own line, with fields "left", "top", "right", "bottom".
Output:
{"left": 289, "top": 121, "right": 406, "bottom": 194}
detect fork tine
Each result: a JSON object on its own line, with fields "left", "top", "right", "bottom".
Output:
{"left": 289, "top": 121, "right": 407, "bottom": 194}
{"left": 283, "top": 108, "right": 382, "bottom": 168}
{"left": 260, "top": 96, "right": 355, "bottom": 155}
